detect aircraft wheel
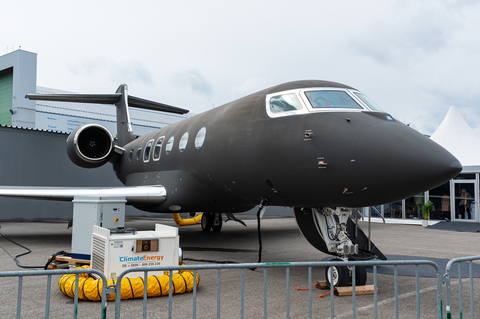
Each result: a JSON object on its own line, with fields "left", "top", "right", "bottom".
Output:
{"left": 212, "top": 218, "right": 223, "bottom": 232}
{"left": 354, "top": 265, "right": 367, "bottom": 286}
{"left": 201, "top": 212, "right": 214, "bottom": 232}
{"left": 325, "top": 259, "right": 350, "bottom": 287}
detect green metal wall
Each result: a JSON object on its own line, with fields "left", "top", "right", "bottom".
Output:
{"left": 0, "top": 71, "right": 13, "bottom": 125}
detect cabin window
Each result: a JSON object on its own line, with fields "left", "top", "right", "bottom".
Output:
{"left": 136, "top": 145, "right": 142, "bottom": 160}
{"left": 144, "top": 140, "right": 153, "bottom": 162}
{"left": 195, "top": 127, "right": 206, "bottom": 149}
{"left": 166, "top": 136, "right": 174, "bottom": 155}
{"left": 129, "top": 148, "right": 134, "bottom": 161}
{"left": 153, "top": 136, "right": 164, "bottom": 161}
{"left": 179, "top": 132, "right": 189, "bottom": 152}
{"left": 269, "top": 93, "right": 303, "bottom": 113}
{"left": 353, "top": 92, "right": 384, "bottom": 112}
{"left": 305, "top": 90, "right": 362, "bottom": 109}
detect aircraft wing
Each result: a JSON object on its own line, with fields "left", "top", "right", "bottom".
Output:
{"left": 0, "top": 186, "right": 166, "bottom": 206}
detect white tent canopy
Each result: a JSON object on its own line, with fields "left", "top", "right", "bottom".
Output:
{"left": 430, "top": 105, "right": 480, "bottom": 172}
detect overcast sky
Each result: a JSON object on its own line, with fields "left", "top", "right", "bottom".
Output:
{"left": 2, "top": 0, "right": 480, "bottom": 136}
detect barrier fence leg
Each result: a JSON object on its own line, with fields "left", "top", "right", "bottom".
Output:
{"left": 193, "top": 270, "right": 197, "bottom": 319}
{"left": 46, "top": 275, "right": 52, "bottom": 319}
{"left": 16, "top": 276, "right": 23, "bottom": 319}
{"left": 446, "top": 273, "right": 452, "bottom": 319}
{"left": 73, "top": 274, "right": 79, "bottom": 319}
{"left": 469, "top": 261, "right": 474, "bottom": 319}
{"left": 240, "top": 268, "right": 244, "bottom": 319}
{"left": 264, "top": 268, "right": 267, "bottom": 318}
{"left": 458, "top": 263, "right": 463, "bottom": 318}
{"left": 217, "top": 269, "right": 221, "bottom": 319}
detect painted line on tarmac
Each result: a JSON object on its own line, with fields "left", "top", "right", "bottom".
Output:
{"left": 336, "top": 279, "right": 468, "bottom": 318}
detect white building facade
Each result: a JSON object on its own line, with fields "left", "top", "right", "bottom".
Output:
{"left": 0, "top": 49, "right": 189, "bottom": 135}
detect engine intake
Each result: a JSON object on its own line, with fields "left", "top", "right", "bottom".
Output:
{"left": 66, "top": 124, "right": 114, "bottom": 168}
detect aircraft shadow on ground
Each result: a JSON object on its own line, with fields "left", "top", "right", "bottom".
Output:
{"left": 365, "top": 255, "right": 480, "bottom": 278}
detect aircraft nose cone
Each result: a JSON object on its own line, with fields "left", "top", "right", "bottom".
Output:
{"left": 450, "top": 161, "right": 463, "bottom": 171}
{"left": 355, "top": 121, "right": 462, "bottom": 205}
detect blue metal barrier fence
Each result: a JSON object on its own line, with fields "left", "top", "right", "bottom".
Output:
{"left": 7, "top": 257, "right": 478, "bottom": 318}
{"left": 444, "top": 255, "right": 480, "bottom": 319}
{"left": 0, "top": 268, "right": 108, "bottom": 319}
{"left": 114, "top": 259, "right": 443, "bottom": 319}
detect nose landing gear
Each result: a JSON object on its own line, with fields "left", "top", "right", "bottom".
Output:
{"left": 295, "top": 207, "right": 381, "bottom": 287}
{"left": 325, "top": 259, "right": 350, "bottom": 287}
{"left": 325, "top": 257, "right": 367, "bottom": 288}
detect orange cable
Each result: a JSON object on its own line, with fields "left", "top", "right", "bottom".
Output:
{"left": 295, "top": 282, "right": 320, "bottom": 290}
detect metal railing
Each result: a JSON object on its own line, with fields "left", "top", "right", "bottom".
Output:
{"left": 0, "top": 268, "right": 108, "bottom": 319}
{"left": 370, "top": 206, "right": 386, "bottom": 223}
{"left": 353, "top": 206, "right": 385, "bottom": 223}
{"left": 3, "top": 256, "right": 479, "bottom": 319}
{"left": 113, "top": 259, "right": 443, "bottom": 319}
{"left": 444, "top": 255, "right": 480, "bottom": 319}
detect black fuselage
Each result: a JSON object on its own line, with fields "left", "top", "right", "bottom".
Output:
{"left": 113, "top": 80, "right": 461, "bottom": 213}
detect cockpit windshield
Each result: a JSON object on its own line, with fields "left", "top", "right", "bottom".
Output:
{"left": 304, "top": 90, "right": 362, "bottom": 109}
{"left": 269, "top": 93, "right": 304, "bottom": 113}
{"left": 353, "top": 92, "right": 384, "bottom": 112}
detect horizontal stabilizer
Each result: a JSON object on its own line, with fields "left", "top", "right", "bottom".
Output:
{"left": 0, "top": 185, "right": 166, "bottom": 206}
{"left": 25, "top": 92, "right": 189, "bottom": 115}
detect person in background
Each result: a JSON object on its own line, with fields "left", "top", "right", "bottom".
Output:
{"left": 458, "top": 188, "right": 472, "bottom": 219}
{"left": 441, "top": 192, "right": 450, "bottom": 220}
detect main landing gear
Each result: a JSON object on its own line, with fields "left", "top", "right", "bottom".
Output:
{"left": 200, "top": 212, "right": 247, "bottom": 232}
{"left": 294, "top": 207, "right": 384, "bottom": 287}
{"left": 201, "top": 212, "right": 223, "bottom": 232}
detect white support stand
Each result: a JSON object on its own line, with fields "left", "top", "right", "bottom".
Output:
{"left": 71, "top": 196, "right": 126, "bottom": 260}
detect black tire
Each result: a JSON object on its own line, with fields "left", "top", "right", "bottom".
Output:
{"left": 201, "top": 212, "right": 214, "bottom": 232}
{"left": 354, "top": 265, "right": 367, "bottom": 286}
{"left": 325, "top": 259, "right": 350, "bottom": 287}
{"left": 212, "top": 218, "right": 222, "bottom": 232}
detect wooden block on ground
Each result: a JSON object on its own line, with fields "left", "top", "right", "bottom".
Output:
{"left": 335, "top": 285, "right": 377, "bottom": 296}
{"left": 46, "top": 256, "right": 90, "bottom": 269}
{"left": 316, "top": 281, "right": 330, "bottom": 290}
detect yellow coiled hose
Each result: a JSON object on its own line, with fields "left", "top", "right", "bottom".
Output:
{"left": 59, "top": 265, "right": 199, "bottom": 301}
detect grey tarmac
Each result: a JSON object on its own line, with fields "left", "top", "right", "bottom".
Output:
{"left": 0, "top": 216, "right": 479, "bottom": 318}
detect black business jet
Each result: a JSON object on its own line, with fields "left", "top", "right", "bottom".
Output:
{"left": 0, "top": 80, "right": 461, "bottom": 286}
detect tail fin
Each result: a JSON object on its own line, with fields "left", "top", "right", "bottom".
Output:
{"left": 114, "top": 84, "right": 136, "bottom": 145}
{"left": 25, "top": 84, "right": 189, "bottom": 146}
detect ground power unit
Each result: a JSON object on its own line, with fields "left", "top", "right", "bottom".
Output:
{"left": 71, "top": 196, "right": 126, "bottom": 260}
{"left": 91, "top": 224, "right": 180, "bottom": 280}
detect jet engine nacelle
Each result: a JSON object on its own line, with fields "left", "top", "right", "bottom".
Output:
{"left": 66, "top": 124, "right": 114, "bottom": 168}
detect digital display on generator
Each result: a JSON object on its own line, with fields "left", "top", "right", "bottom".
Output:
{"left": 135, "top": 239, "right": 159, "bottom": 252}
